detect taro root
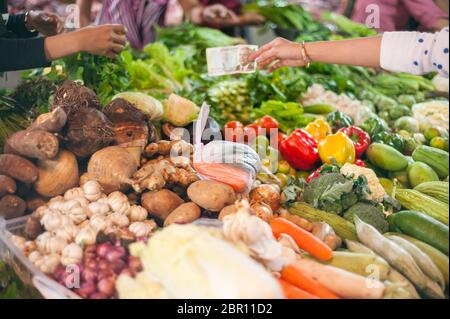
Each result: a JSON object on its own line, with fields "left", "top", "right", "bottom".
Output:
{"left": 0, "top": 195, "right": 26, "bottom": 219}
{"left": 0, "top": 175, "right": 17, "bottom": 197}
{"left": 24, "top": 216, "right": 44, "bottom": 240}
{"left": 104, "top": 99, "right": 158, "bottom": 150}
{"left": 64, "top": 108, "right": 114, "bottom": 158}
{"left": 52, "top": 80, "right": 101, "bottom": 117}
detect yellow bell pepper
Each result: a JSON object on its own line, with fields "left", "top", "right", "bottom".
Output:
{"left": 318, "top": 132, "right": 356, "bottom": 165}
{"left": 305, "top": 119, "right": 332, "bottom": 141}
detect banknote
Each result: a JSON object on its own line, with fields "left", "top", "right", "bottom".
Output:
{"left": 206, "top": 45, "right": 258, "bottom": 77}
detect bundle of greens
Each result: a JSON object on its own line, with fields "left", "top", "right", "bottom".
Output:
{"left": 252, "top": 100, "right": 315, "bottom": 133}
{"left": 244, "top": 1, "right": 331, "bottom": 41}
{"left": 0, "top": 93, "right": 29, "bottom": 151}
{"left": 321, "top": 11, "right": 378, "bottom": 38}
{"left": 157, "top": 23, "right": 243, "bottom": 73}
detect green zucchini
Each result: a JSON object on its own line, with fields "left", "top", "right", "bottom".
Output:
{"left": 386, "top": 233, "right": 449, "bottom": 287}
{"left": 412, "top": 145, "right": 449, "bottom": 179}
{"left": 390, "top": 211, "right": 449, "bottom": 256}
{"left": 289, "top": 202, "right": 357, "bottom": 240}
{"left": 407, "top": 162, "right": 439, "bottom": 188}
{"left": 395, "top": 189, "right": 449, "bottom": 226}
{"left": 414, "top": 181, "right": 449, "bottom": 204}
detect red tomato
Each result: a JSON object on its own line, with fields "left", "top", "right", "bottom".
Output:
{"left": 224, "top": 121, "right": 244, "bottom": 130}
{"left": 244, "top": 124, "right": 263, "bottom": 144}
{"left": 255, "top": 116, "right": 279, "bottom": 129}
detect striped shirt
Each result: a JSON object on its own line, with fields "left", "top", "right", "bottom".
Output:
{"left": 97, "top": 0, "right": 168, "bottom": 50}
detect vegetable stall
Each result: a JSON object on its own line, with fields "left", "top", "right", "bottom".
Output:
{"left": 1, "top": 4, "right": 449, "bottom": 300}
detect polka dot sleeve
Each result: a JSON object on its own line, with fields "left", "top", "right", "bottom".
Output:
{"left": 380, "top": 27, "right": 449, "bottom": 78}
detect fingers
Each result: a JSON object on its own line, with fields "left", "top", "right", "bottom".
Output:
{"left": 257, "top": 56, "right": 277, "bottom": 70}
{"left": 267, "top": 59, "right": 305, "bottom": 73}
{"left": 248, "top": 39, "right": 281, "bottom": 62}
{"left": 110, "top": 43, "right": 125, "bottom": 54}
{"left": 111, "top": 24, "right": 127, "bottom": 35}
{"left": 111, "top": 33, "right": 127, "bottom": 45}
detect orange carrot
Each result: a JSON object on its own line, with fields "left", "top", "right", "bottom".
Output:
{"left": 281, "top": 264, "right": 340, "bottom": 299}
{"left": 278, "top": 279, "right": 320, "bottom": 299}
{"left": 270, "top": 217, "right": 333, "bottom": 261}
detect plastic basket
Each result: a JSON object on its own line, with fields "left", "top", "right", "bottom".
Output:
{"left": 0, "top": 216, "right": 81, "bottom": 299}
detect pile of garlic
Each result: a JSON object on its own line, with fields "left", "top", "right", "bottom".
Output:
{"left": 11, "top": 181, "right": 156, "bottom": 274}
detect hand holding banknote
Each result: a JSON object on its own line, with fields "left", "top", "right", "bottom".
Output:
{"left": 207, "top": 45, "right": 258, "bottom": 76}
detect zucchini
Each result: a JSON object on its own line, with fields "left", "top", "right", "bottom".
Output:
{"left": 289, "top": 202, "right": 357, "bottom": 240}
{"left": 391, "top": 211, "right": 449, "bottom": 256}
{"left": 407, "top": 162, "right": 439, "bottom": 188}
{"left": 303, "top": 104, "right": 335, "bottom": 114}
{"left": 367, "top": 143, "right": 409, "bottom": 172}
{"left": 412, "top": 145, "right": 449, "bottom": 179}
{"left": 395, "top": 189, "right": 449, "bottom": 226}
{"left": 414, "top": 181, "right": 449, "bottom": 204}
{"left": 386, "top": 233, "right": 449, "bottom": 287}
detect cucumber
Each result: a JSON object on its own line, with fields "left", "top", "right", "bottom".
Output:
{"left": 303, "top": 104, "right": 335, "bottom": 114}
{"left": 391, "top": 211, "right": 449, "bottom": 256}
{"left": 387, "top": 214, "right": 403, "bottom": 233}
{"left": 414, "top": 181, "right": 449, "bottom": 204}
{"left": 412, "top": 145, "right": 449, "bottom": 179}
{"left": 386, "top": 233, "right": 449, "bottom": 286}
{"left": 367, "top": 143, "right": 409, "bottom": 172}
{"left": 407, "top": 162, "right": 439, "bottom": 188}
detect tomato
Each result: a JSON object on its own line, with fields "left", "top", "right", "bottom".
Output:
{"left": 244, "top": 124, "right": 264, "bottom": 143}
{"left": 277, "top": 132, "right": 287, "bottom": 145}
{"left": 255, "top": 116, "right": 279, "bottom": 129}
{"left": 224, "top": 121, "right": 244, "bottom": 129}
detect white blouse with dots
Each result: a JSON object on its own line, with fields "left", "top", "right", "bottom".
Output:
{"left": 380, "top": 27, "right": 449, "bottom": 78}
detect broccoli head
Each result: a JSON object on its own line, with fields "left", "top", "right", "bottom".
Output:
{"left": 343, "top": 202, "right": 389, "bottom": 233}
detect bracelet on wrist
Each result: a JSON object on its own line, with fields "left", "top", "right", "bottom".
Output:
{"left": 300, "top": 41, "right": 311, "bottom": 68}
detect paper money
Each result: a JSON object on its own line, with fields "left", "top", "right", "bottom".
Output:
{"left": 206, "top": 45, "right": 258, "bottom": 77}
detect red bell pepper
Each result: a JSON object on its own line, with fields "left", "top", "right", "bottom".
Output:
{"left": 355, "top": 159, "right": 366, "bottom": 167}
{"left": 339, "top": 126, "right": 371, "bottom": 158}
{"left": 279, "top": 129, "right": 320, "bottom": 171}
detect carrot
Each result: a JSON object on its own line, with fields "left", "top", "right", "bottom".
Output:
{"left": 271, "top": 218, "right": 333, "bottom": 261}
{"left": 278, "top": 279, "right": 320, "bottom": 299}
{"left": 281, "top": 264, "right": 340, "bottom": 299}
{"left": 193, "top": 162, "right": 249, "bottom": 193}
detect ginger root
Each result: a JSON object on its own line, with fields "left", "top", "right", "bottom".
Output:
{"left": 143, "top": 140, "right": 193, "bottom": 158}
{"left": 131, "top": 156, "right": 198, "bottom": 193}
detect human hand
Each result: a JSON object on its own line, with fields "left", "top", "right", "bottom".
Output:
{"left": 203, "top": 4, "right": 239, "bottom": 25}
{"left": 27, "top": 10, "right": 64, "bottom": 36}
{"left": 77, "top": 24, "right": 127, "bottom": 58}
{"left": 247, "top": 37, "right": 306, "bottom": 73}
{"left": 239, "top": 12, "right": 266, "bottom": 26}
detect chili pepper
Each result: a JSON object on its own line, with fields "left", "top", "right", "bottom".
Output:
{"left": 279, "top": 129, "right": 320, "bottom": 171}
{"left": 326, "top": 111, "right": 353, "bottom": 132}
{"left": 305, "top": 119, "right": 332, "bottom": 141}
{"left": 355, "top": 159, "right": 366, "bottom": 167}
{"left": 339, "top": 126, "right": 371, "bottom": 158}
{"left": 318, "top": 132, "right": 356, "bottom": 166}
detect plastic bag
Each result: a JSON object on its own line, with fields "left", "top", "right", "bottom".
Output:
{"left": 193, "top": 104, "right": 261, "bottom": 193}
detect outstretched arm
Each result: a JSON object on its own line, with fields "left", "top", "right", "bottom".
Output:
{"left": 76, "top": 0, "right": 94, "bottom": 27}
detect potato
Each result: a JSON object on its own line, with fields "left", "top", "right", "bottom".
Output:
{"left": 141, "top": 190, "right": 184, "bottom": 221}
{"left": 28, "top": 107, "right": 67, "bottom": 133}
{"left": 0, "top": 154, "right": 39, "bottom": 184}
{"left": 188, "top": 181, "right": 236, "bottom": 212}
{"left": 164, "top": 202, "right": 201, "bottom": 227}
{"left": 24, "top": 216, "right": 43, "bottom": 240}
{"left": 0, "top": 195, "right": 26, "bottom": 219}
{"left": 0, "top": 175, "right": 17, "bottom": 197}
{"left": 25, "top": 195, "right": 48, "bottom": 214}
{"left": 219, "top": 205, "right": 238, "bottom": 221}
{"left": 6, "top": 130, "right": 59, "bottom": 160}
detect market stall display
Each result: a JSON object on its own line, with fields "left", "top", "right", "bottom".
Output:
{"left": 1, "top": 3, "right": 449, "bottom": 300}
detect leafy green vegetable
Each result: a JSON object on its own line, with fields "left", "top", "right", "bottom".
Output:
{"left": 0, "top": 94, "right": 29, "bottom": 151}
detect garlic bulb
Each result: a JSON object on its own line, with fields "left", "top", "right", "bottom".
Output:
{"left": 34, "top": 206, "right": 49, "bottom": 219}
{"left": 82, "top": 181, "right": 103, "bottom": 202}
{"left": 48, "top": 200, "right": 66, "bottom": 211}
{"left": 56, "top": 223, "right": 79, "bottom": 242}
{"left": 109, "top": 212, "right": 130, "bottom": 228}
{"left": 75, "top": 226, "right": 97, "bottom": 246}
{"left": 87, "top": 201, "right": 110, "bottom": 218}
{"left": 129, "top": 222, "right": 153, "bottom": 237}
{"left": 72, "top": 196, "right": 89, "bottom": 208}
{"left": 97, "top": 196, "right": 109, "bottom": 206}
{"left": 108, "top": 191, "right": 130, "bottom": 214}
{"left": 28, "top": 251, "right": 42, "bottom": 264}
{"left": 68, "top": 206, "right": 87, "bottom": 225}
{"left": 61, "top": 243, "right": 83, "bottom": 266}
{"left": 89, "top": 214, "right": 112, "bottom": 232}
{"left": 10, "top": 235, "right": 26, "bottom": 251}
{"left": 39, "top": 254, "right": 61, "bottom": 274}
{"left": 64, "top": 187, "right": 85, "bottom": 201}
{"left": 61, "top": 199, "right": 82, "bottom": 213}
{"left": 41, "top": 209, "right": 65, "bottom": 232}
{"left": 36, "top": 233, "right": 67, "bottom": 254}
{"left": 49, "top": 195, "right": 64, "bottom": 204}
{"left": 129, "top": 205, "right": 148, "bottom": 222}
